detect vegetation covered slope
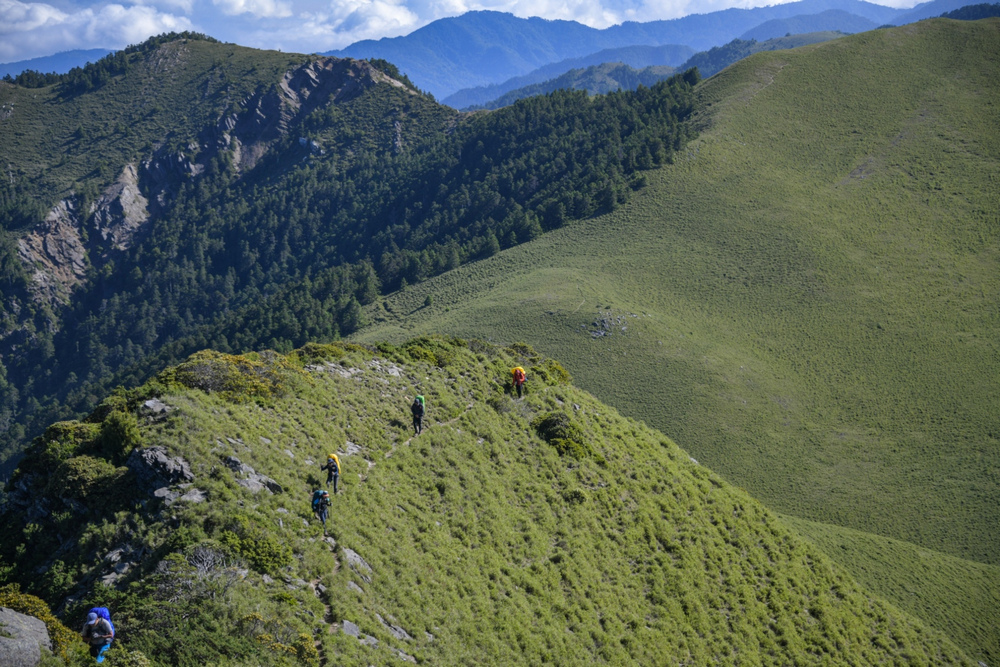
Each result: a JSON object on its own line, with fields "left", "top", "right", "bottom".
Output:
{"left": 354, "top": 18, "right": 1000, "bottom": 662}
{"left": 0, "top": 338, "right": 973, "bottom": 665}
{"left": 0, "top": 32, "right": 699, "bottom": 470}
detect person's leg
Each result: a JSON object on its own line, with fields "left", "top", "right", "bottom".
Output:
{"left": 333, "top": 474, "right": 338, "bottom": 494}
{"left": 95, "top": 643, "right": 111, "bottom": 663}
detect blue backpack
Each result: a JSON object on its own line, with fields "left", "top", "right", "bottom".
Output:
{"left": 312, "top": 490, "right": 324, "bottom": 510}
{"left": 89, "top": 607, "right": 115, "bottom": 636}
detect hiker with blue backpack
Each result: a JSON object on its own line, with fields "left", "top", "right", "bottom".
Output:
{"left": 81, "top": 607, "right": 114, "bottom": 662}
{"left": 312, "top": 489, "right": 332, "bottom": 532}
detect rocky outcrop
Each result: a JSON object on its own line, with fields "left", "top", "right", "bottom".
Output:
{"left": 126, "top": 446, "right": 194, "bottom": 494}
{"left": 222, "top": 456, "right": 283, "bottom": 494}
{"left": 89, "top": 163, "right": 149, "bottom": 259}
{"left": 17, "top": 197, "right": 87, "bottom": 304}
{"left": 16, "top": 163, "right": 151, "bottom": 306}
{"left": 0, "top": 607, "right": 52, "bottom": 667}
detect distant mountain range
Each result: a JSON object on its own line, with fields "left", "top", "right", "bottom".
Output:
{"left": 443, "top": 44, "right": 694, "bottom": 109}
{"left": 2, "top": 0, "right": 992, "bottom": 101}
{"left": 324, "top": 0, "right": 927, "bottom": 98}
{"left": 0, "top": 49, "right": 112, "bottom": 79}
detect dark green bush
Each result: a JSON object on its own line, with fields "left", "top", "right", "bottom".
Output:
{"left": 219, "top": 515, "right": 293, "bottom": 574}
{"left": 532, "top": 359, "right": 572, "bottom": 385}
{"left": 47, "top": 455, "right": 131, "bottom": 507}
{"left": 96, "top": 410, "right": 143, "bottom": 464}
{"left": 532, "top": 412, "right": 596, "bottom": 460}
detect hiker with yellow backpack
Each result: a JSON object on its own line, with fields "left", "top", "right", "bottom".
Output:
{"left": 321, "top": 453, "right": 341, "bottom": 493}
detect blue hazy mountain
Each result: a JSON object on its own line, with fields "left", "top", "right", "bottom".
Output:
{"left": 0, "top": 49, "right": 113, "bottom": 78}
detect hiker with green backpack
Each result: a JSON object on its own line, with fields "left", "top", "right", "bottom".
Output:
{"left": 411, "top": 395, "right": 425, "bottom": 435}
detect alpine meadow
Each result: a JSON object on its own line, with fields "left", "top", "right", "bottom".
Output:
{"left": 358, "top": 17, "right": 1000, "bottom": 664}
{"left": 0, "top": 14, "right": 997, "bottom": 667}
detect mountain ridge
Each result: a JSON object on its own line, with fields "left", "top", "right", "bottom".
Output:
{"left": 0, "top": 337, "right": 977, "bottom": 665}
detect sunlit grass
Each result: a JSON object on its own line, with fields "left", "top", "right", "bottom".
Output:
{"left": 355, "top": 19, "right": 1000, "bottom": 659}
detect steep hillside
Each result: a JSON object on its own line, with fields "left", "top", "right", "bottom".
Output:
{"left": 0, "top": 338, "right": 973, "bottom": 665}
{"left": 354, "top": 18, "right": 1000, "bottom": 662}
{"left": 0, "top": 33, "right": 699, "bottom": 473}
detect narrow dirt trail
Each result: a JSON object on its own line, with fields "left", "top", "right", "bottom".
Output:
{"left": 309, "top": 537, "right": 340, "bottom": 666}
{"left": 385, "top": 402, "right": 474, "bottom": 459}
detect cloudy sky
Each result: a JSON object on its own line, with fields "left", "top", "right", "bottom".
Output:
{"left": 0, "top": 0, "right": 919, "bottom": 64}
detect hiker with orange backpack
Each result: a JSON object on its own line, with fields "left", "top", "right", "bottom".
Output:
{"left": 512, "top": 367, "right": 526, "bottom": 398}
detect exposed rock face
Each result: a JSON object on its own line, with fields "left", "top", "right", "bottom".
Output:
{"left": 17, "top": 197, "right": 87, "bottom": 304}
{"left": 15, "top": 57, "right": 410, "bottom": 311}
{"left": 223, "top": 456, "right": 283, "bottom": 494}
{"left": 16, "top": 163, "right": 150, "bottom": 306}
{"left": 222, "top": 57, "right": 413, "bottom": 172}
{"left": 126, "top": 446, "right": 194, "bottom": 494}
{"left": 89, "top": 163, "right": 149, "bottom": 259}
{"left": 0, "top": 607, "right": 52, "bottom": 667}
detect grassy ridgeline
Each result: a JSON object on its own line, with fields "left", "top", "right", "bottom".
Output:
{"left": 356, "top": 18, "right": 1000, "bottom": 564}
{"left": 355, "top": 18, "right": 1000, "bottom": 657}
{"left": 0, "top": 339, "right": 973, "bottom": 665}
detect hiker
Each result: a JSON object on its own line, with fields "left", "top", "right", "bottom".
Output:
{"left": 512, "top": 367, "right": 527, "bottom": 398}
{"left": 411, "top": 395, "right": 425, "bottom": 435}
{"left": 81, "top": 608, "right": 114, "bottom": 663}
{"left": 312, "top": 489, "right": 332, "bottom": 531}
{"left": 320, "top": 453, "right": 341, "bottom": 493}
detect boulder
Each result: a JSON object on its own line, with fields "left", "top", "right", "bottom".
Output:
{"left": 126, "top": 447, "right": 194, "bottom": 494}
{"left": 0, "top": 607, "right": 52, "bottom": 667}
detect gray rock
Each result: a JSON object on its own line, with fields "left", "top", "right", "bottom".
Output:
{"left": 224, "top": 456, "right": 255, "bottom": 475}
{"left": 0, "top": 606, "right": 52, "bottom": 667}
{"left": 342, "top": 620, "right": 360, "bottom": 637}
{"left": 343, "top": 548, "right": 372, "bottom": 583}
{"left": 176, "top": 488, "right": 207, "bottom": 504}
{"left": 347, "top": 581, "right": 364, "bottom": 594}
{"left": 377, "top": 614, "right": 412, "bottom": 641}
{"left": 142, "top": 398, "right": 171, "bottom": 415}
{"left": 127, "top": 447, "right": 194, "bottom": 494}
{"left": 391, "top": 647, "right": 416, "bottom": 662}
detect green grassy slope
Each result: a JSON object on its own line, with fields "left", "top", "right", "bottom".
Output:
{"left": 0, "top": 339, "right": 973, "bottom": 665}
{"left": 780, "top": 514, "right": 1000, "bottom": 666}
{"left": 354, "top": 18, "right": 1000, "bottom": 657}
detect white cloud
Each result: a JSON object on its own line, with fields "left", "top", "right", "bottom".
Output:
{"left": 129, "top": 0, "right": 196, "bottom": 14}
{"left": 0, "top": 0, "right": 69, "bottom": 32}
{"left": 0, "top": 0, "right": 192, "bottom": 62}
{"left": 213, "top": 0, "right": 292, "bottom": 18}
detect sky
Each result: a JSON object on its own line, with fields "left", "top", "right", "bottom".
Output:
{"left": 0, "top": 0, "right": 920, "bottom": 64}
